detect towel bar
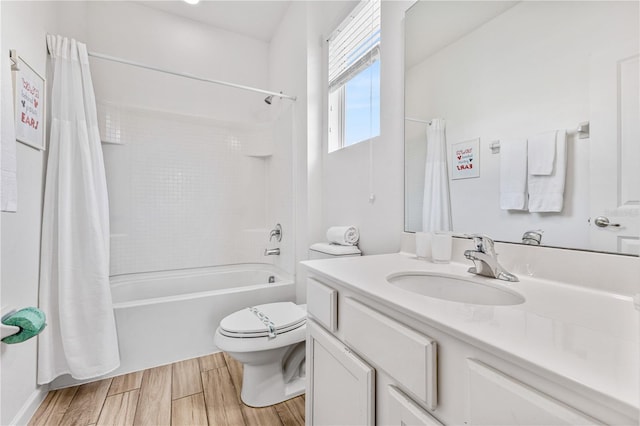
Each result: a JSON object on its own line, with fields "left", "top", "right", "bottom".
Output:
{"left": 490, "top": 121, "right": 590, "bottom": 154}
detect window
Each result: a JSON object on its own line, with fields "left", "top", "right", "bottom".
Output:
{"left": 328, "top": 0, "right": 381, "bottom": 152}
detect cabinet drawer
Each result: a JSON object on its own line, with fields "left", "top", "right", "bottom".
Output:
{"left": 387, "top": 386, "right": 443, "bottom": 426}
{"left": 342, "top": 298, "right": 437, "bottom": 409}
{"left": 307, "top": 278, "right": 338, "bottom": 331}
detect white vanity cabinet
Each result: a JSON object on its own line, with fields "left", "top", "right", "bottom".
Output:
{"left": 305, "top": 274, "right": 635, "bottom": 426}
{"left": 306, "top": 278, "right": 443, "bottom": 426}
{"left": 306, "top": 320, "right": 375, "bottom": 426}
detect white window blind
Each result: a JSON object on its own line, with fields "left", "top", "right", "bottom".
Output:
{"left": 328, "top": 0, "right": 381, "bottom": 92}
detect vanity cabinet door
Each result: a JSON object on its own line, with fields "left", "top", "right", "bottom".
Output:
{"left": 387, "top": 386, "right": 443, "bottom": 426}
{"left": 307, "top": 320, "right": 375, "bottom": 426}
{"left": 466, "top": 359, "right": 602, "bottom": 425}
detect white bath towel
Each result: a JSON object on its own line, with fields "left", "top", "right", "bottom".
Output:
{"left": 528, "top": 130, "right": 567, "bottom": 212}
{"left": 326, "top": 226, "right": 359, "bottom": 246}
{"left": 499, "top": 138, "right": 528, "bottom": 210}
{"left": 528, "top": 130, "right": 557, "bottom": 175}
{"left": 1, "top": 54, "right": 18, "bottom": 212}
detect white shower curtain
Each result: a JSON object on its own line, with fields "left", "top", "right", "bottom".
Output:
{"left": 422, "top": 118, "right": 452, "bottom": 232}
{"left": 38, "top": 35, "right": 119, "bottom": 384}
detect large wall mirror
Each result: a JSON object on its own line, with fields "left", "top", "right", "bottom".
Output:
{"left": 405, "top": 1, "right": 639, "bottom": 255}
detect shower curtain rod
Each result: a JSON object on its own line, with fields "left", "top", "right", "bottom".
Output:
{"left": 86, "top": 51, "right": 297, "bottom": 101}
{"left": 405, "top": 117, "right": 432, "bottom": 125}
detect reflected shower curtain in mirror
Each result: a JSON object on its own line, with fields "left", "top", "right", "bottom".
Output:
{"left": 38, "top": 35, "right": 119, "bottom": 384}
{"left": 422, "top": 119, "right": 452, "bottom": 232}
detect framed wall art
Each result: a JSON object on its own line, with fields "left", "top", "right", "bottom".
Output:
{"left": 452, "top": 138, "right": 480, "bottom": 180}
{"left": 12, "top": 52, "right": 46, "bottom": 150}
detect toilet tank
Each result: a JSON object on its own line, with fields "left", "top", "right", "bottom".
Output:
{"left": 308, "top": 242, "right": 361, "bottom": 260}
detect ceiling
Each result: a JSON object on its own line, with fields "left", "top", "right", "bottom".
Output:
{"left": 405, "top": 1, "right": 518, "bottom": 68}
{"left": 137, "top": 1, "right": 292, "bottom": 42}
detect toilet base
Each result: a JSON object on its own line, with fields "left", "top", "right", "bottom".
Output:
{"left": 240, "top": 361, "right": 306, "bottom": 407}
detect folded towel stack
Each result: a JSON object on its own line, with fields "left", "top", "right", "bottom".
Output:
{"left": 326, "top": 226, "right": 359, "bottom": 246}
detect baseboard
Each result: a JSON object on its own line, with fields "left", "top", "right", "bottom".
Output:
{"left": 10, "top": 386, "right": 48, "bottom": 426}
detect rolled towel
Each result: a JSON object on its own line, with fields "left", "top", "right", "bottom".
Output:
{"left": 1, "top": 307, "right": 46, "bottom": 344}
{"left": 326, "top": 226, "right": 359, "bottom": 246}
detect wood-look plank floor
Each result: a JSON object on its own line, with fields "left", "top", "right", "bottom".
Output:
{"left": 29, "top": 353, "right": 305, "bottom": 426}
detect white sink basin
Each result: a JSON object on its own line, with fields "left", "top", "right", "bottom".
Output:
{"left": 387, "top": 272, "right": 525, "bottom": 306}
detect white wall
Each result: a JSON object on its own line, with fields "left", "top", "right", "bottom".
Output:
{"left": 267, "top": 1, "right": 311, "bottom": 286}
{"left": 0, "top": 2, "right": 71, "bottom": 423}
{"left": 101, "top": 104, "right": 277, "bottom": 275}
{"left": 268, "top": 1, "right": 413, "bottom": 300}
{"left": 80, "top": 2, "right": 292, "bottom": 275}
{"left": 405, "top": 1, "right": 638, "bottom": 249}
{"left": 265, "top": 105, "right": 296, "bottom": 275}
{"left": 268, "top": 0, "right": 355, "bottom": 301}
{"left": 321, "top": 1, "right": 412, "bottom": 256}
{"left": 85, "top": 1, "right": 271, "bottom": 123}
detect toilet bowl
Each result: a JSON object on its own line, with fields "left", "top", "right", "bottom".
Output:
{"left": 214, "top": 302, "right": 307, "bottom": 407}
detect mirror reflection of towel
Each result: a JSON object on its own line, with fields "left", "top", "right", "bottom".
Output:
{"left": 528, "top": 130, "right": 557, "bottom": 175}
{"left": 528, "top": 130, "right": 567, "bottom": 212}
{"left": 500, "top": 138, "right": 528, "bottom": 210}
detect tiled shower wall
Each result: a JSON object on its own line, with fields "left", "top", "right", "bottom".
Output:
{"left": 99, "top": 102, "right": 278, "bottom": 276}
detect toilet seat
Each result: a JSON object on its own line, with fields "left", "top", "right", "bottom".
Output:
{"left": 214, "top": 301, "right": 308, "bottom": 407}
{"left": 219, "top": 302, "right": 306, "bottom": 338}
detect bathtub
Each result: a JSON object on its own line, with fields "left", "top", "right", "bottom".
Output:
{"left": 110, "top": 263, "right": 295, "bottom": 376}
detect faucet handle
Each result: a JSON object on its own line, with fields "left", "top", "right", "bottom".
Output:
{"left": 469, "top": 234, "right": 496, "bottom": 255}
{"left": 269, "top": 223, "right": 282, "bottom": 242}
{"left": 522, "top": 229, "right": 543, "bottom": 245}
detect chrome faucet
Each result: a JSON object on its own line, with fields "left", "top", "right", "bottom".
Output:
{"left": 522, "top": 229, "right": 543, "bottom": 245}
{"left": 269, "top": 224, "right": 282, "bottom": 242}
{"left": 464, "top": 234, "right": 518, "bottom": 282}
{"left": 264, "top": 248, "right": 280, "bottom": 256}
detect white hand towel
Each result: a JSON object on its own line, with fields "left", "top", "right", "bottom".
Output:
{"left": 499, "top": 138, "right": 528, "bottom": 210}
{"left": 528, "top": 130, "right": 567, "bottom": 212}
{"left": 1, "top": 55, "right": 18, "bottom": 212}
{"left": 326, "top": 226, "right": 359, "bottom": 246}
{"left": 528, "top": 130, "right": 557, "bottom": 175}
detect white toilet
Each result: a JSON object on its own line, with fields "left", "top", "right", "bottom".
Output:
{"left": 214, "top": 302, "right": 307, "bottom": 407}
{"left": 214, "top": 243, "right": 361, "bottom": 407}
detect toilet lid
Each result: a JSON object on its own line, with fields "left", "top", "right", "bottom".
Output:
{"left": 219, "top": 302, "right": 306, "bottom": 338}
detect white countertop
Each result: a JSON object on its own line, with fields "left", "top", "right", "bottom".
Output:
{"left": 302, "top": 253, "right": 639, "bottom": 413}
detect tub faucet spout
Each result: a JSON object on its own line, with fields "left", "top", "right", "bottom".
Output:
{"left": 264, "top": 248, "right": 280, "bottom": 256}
